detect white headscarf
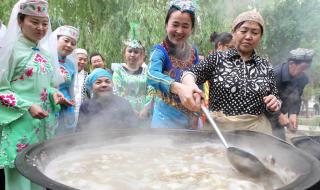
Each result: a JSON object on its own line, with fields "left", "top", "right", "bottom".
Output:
{"left": 50, "top": 25, "right": 80, "bottom": 100}
{"left": 0, "top": 0, "right": 63, "bottom": 86}
{"left": 74, "top": 48, "right": 88, "bottom": 56}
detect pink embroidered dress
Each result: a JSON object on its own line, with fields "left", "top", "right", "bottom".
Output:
{"left": 0, "top": 36, "right": 59, "bottom": 168}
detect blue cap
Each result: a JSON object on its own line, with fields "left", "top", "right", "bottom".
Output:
{"left": 86, "top": 68, "right": 112, "bottom": 92}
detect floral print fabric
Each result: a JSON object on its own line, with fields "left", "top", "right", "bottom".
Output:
{"left": 0, "top": 36, "right": 58, "bottom": 168}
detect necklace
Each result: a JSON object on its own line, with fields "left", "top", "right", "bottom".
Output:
{"left": 163, "top": 40, "right": 195, "bottom": 68}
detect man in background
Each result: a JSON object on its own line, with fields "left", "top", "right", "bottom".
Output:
{"left": 271, "top": 48, "right": 315, "bottom": 140}
{"left": 74, "top": 48, "right": 90, "bottom": 125}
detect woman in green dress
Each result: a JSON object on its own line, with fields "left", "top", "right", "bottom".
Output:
{"left": 0, "top": 1, "right": 71, "bottom": 189}
{"left": 112, "top": 40, "right": 154, "bottom": 123}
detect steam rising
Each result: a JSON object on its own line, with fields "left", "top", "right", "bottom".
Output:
{"left": 76, "top": 94, "right": 142, "bottom": 132}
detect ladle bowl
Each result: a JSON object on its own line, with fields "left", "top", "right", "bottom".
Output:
{"left": 201, "top": 105, "right": 283, "bottom": 184}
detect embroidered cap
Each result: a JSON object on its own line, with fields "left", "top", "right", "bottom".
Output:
{"left": 56, "top": 25, "right": 79, "bottom": 42}
{"left": 74, "top": 48, "right": 88, "bottom": 56}
{"left": 289, "top": 48, "right": 314, "bottom": 62}
{"left": 124, "top": 39, "right": 143, "bottom": 49}
{"left": 232, "top": 10, "right": 264, "bottom": 32}
{"left": 19, "top": 0, "right": 49, "bottom": 17}
{"left": 168, "top": 0, "right": 197, "bottom": 13}
{"left": 124, "top": 22, "right": 143, "bottom": 49}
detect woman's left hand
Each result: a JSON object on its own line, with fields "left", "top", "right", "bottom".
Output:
{"left": 263, "top": 95, "right": 280, "bottom": 112}
{"left": 53, "top": 92, "right": 74, "bottom": 106}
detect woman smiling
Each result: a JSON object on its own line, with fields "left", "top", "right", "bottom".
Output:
{"left": 147, "top": 0, "right": 201, "bottom": 129}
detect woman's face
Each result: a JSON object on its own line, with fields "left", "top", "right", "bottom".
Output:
{"left": 233, "top": 21, "right": 262, "bottom": 56}
{"left": 91, "top": 55, "right": 105, "bottom": 69}
{"left": 165, "top": 10, "right": 193, "bottom": 46}
{"left": 19, "top": 15, "right": 48, "bottom": 43}
{"left": 57, "top": 36, "right": 76, "bottom": 57}
{"left": 124, "top": 47, "right": 143, "bottom": 66}
{"left": 92, "top": 76, "right": 113, "bottom": 97}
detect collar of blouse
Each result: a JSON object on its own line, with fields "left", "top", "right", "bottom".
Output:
{"left": 226, "top": 48, "right": 259, "bottom": 64}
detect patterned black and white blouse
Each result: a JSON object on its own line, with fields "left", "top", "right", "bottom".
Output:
{"left": 187, "top": 48, "right": 279, "bottom": 116}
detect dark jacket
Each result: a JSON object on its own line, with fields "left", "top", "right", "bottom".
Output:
{"left": 77, "top": 94, "right": 141, "bottom": 131}
{"left": 274, "top": 62, "right": 309, "bottom": 115}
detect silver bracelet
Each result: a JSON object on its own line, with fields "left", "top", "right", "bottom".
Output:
{"left": 181, "top": 71, "right": 196, "bottom": 83}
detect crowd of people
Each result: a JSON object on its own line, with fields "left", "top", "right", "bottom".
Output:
{"left": 0, "top": 0, "right": 315, "bottom": 190}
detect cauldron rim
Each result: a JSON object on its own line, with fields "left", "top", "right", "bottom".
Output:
{"left": 291, "top": 135, "right": 320, "bottom": 190}
{"left": 291, "top": 135, "right": 320, "bottom": 158}
{"left": 15, "top": 129, "right": 320, "bottom": 190}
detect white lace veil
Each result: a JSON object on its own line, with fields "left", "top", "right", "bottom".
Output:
{"left": 0, "top": 0, "right": 63, "bottom": 86}
{"left": 0, "top": 21, "right": 7, "bottom": 46}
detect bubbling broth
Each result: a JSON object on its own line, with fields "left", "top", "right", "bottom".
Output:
{"left": 44, "top": 136, "right": 297, "bottom": 190}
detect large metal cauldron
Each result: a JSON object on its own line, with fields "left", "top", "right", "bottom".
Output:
{"left": 15, "top": 129, "right": 320, "bottom": 190}
{"left": 291, "top": 136, "right": 320, "bottom": 190}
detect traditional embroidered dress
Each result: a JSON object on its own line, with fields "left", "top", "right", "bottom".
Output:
{"left": 0, "top": 36, "right": 59, "bottom": 168}
{"left": 56, "top": 56, "right": 76, "bottom": 135}
{"left": 147, "top": 39, "right": 200, "bottom": 129}
{"left": 0, "top": 0, "right": 62, "bottom": 189}
{"left": 113, "top": 66, "right": 153, "bottom": 113}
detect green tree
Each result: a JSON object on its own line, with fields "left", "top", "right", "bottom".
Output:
{"left": 1, "top": 0, "right": 319, "bottom": 72}
{"left": 1, "top": 0, "right": 227, "bottom": 67}
{"left": 261, "top": 0, "right": 320, "bottom": 103}
{"left": 262, "top": 0, "right": 320, "bottom": 64}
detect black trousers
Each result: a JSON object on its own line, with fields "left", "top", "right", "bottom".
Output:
{"left": 0, "top": 168, "right": 5, "bottom": 190}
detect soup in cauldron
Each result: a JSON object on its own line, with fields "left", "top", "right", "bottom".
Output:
{"left": 44, "top": 136, "right": 297, "bottom": 190}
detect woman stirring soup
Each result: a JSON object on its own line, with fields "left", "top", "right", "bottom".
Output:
{"left": 179, "top": 10, "right": 281, "bottom": 134}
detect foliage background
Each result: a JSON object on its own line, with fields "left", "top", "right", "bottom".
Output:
{"left": 1, "top": 0, "right": 320, "bottom": 101}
